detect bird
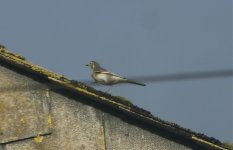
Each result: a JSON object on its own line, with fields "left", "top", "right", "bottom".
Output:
{"left": 86, "top": 61, "right": 146, "bottom": 86}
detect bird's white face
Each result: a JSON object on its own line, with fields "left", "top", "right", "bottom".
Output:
{"left": 86, "top": 61, "right": 96, "bottom": 69}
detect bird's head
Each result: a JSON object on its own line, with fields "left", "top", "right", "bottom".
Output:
{"left": 86, "top": 61, "right": 100, "bottom": 69}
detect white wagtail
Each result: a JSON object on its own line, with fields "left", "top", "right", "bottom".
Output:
{"left": 86, "top": 61, "right": 146, "bottom": 86}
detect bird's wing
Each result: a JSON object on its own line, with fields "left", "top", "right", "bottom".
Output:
{"left": 94, "top": 70, "right": 125, "bottom": 79}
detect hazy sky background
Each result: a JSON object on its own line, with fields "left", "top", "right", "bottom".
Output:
{"left": 0, "top": 0, "right": 232, "bottom": 142}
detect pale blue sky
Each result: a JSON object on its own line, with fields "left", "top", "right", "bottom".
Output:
{"left": 0, "top": 0, "right": 232, "bottom": 142}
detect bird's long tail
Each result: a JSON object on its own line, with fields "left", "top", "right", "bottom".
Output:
{"left": 125, "top": 80, "right": 146, "bottom": 86}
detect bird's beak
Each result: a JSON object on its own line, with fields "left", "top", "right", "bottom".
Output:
{"left": 86, "top": 64, "right": 89, "bottom": 66}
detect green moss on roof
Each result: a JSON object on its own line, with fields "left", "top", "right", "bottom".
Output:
{"left": 223, "top": 142, "right": 233, "bottom": 150}
{"left": 0, "top": 45, "right": 26, "bottom": 60}
{"left": 115, "top": 96, "right": 132, "bottom": 105}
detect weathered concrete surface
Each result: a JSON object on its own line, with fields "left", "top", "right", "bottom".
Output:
{"left": 104, "top": 113, "right": 192, "bottom": 150}
{"left": 0, "top": 64, "right": 212, "bottom": 150}
{"left": 0, "top": 65, "right": 52, "bottom": 144}
{"left": 5, "top": 91, "right": 105, "bottom": 150}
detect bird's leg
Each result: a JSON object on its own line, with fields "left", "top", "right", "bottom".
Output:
{"left": 105, "top": 85, "right": 112, "bottom": 93}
